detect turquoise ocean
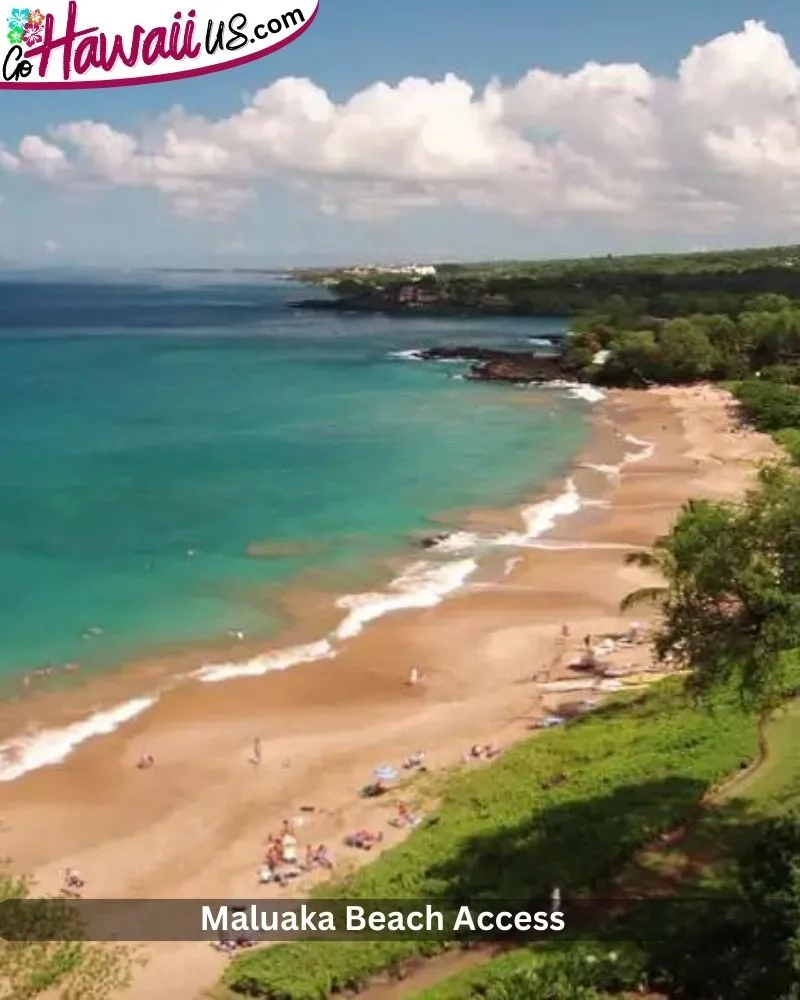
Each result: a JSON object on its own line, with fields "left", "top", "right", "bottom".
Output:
{"left": 0, "top": 271, "right": 595, "bottom": 711}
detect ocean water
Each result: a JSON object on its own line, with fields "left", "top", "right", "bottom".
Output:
{"left": 0, "top": 271, "right": 590, "bottom": 683}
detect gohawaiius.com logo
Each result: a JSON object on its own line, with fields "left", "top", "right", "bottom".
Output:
{"left": 1, "top": 0, "right": 318, "bottom": 88}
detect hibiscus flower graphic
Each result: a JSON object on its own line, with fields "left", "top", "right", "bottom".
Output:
{"left": 6, "top": 8, "right": 30, "bottom": 31}
{"left": 22, "top": 21, "right": 41, "bottom": 44}
{"left": 7, "top": 25, "right": 23, "bottom": 44}
{"left": 27, "top": 7, "right": 44, "bottom": 25}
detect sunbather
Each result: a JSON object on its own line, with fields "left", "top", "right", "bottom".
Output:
{"left": 345, "top": 829, "right": 383, "bottom": 850}
{"left": 391, "top": 802, "right": 420, "bottom": 828}
{"left": 281, "top": 833, "right": 298, "bottom": 864}
{"left": 314, "top": 845, "right": 333, "bottom": 868}
{"left": 64, "top": 868, "right": 84, "bottom": 890}
{"left": 361, "top": 781, "right": 388, "bottom": 798}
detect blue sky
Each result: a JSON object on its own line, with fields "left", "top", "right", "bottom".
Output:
{"left": 1, "top": 0, "right": 799, "bottom": 266}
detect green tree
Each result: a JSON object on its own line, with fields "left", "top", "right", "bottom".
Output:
{"left": 0, "top": 871, "right": 138, "bottom": 1000}
{"left": 620, "top": 466, "right": 800, "bottom": 706}
{"left": 745, "top": 293, "right": 794, "bottom": 313}
{"left": 735, "top": 380, "right": 800, "bottom": 431}
{"left": 602, "top": 330, "right": 660, "bottom": 385}
{"left": 656, "top": 318, "right": 717, "bottom": 381}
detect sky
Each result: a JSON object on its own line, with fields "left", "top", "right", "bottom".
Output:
{"left": 2, "top": 0, "right": 800, "bottom": 266}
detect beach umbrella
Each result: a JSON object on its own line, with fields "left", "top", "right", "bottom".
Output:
{"left": 374, "top": 765, "right": 399, "bottom": 782}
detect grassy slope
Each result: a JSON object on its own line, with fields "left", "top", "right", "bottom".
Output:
{"left": 223, "top": 683, "right": 758, "bottom": 999}
{"left": 411, "top": 698, "right": 800, "bottom": 999}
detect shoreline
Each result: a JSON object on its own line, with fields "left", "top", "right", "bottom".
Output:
{"left": 0, "top": 381, "right": 602, "bottom": 782}
{"left": 0, "top": 384, "right": 780, "bottom": 1000}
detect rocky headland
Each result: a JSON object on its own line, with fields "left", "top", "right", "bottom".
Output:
{"left": 417, "top": 345, "right": 575, "bottom": 384}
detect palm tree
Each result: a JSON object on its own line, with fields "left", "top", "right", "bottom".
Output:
{"left": 619, "top": 499, "right": 720, "bottom": 614}
{"left": 618, "top": 544, "right": 671, "bottom": 613}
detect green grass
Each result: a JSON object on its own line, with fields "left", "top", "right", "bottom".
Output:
{"left": 720, "top": 699, "right": 800, "bottom": 811}
{"left": 223, "top": 682, "right": 759, "bottom": 999}
{"left": 411, "top": 697, "right": 800, "bottom": 1000}
{"left": 773, "top": 428, "right": 800, "bottom": 464}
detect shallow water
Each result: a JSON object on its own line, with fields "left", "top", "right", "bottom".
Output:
{"left": 0, "top": 270, "right": 588, "bottom": 679}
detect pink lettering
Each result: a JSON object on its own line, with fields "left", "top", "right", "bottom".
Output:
{"left": 25, "top": 2, "right": 96, "bottom": 79}
{"left": 73, "top": 34, "right": 95, "bottom": 74}
{"left": 23, "top": 0, "right": 203, "bottom": 80}
{"left": 94, "top": 26, "right": 143, "bottom": 70}
{"left": 142, "top": 26, "right": 168, "bottom": 65}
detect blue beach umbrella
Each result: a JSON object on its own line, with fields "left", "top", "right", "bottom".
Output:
{"left": 374, "top": 765, "right": 399, "bottom": 782}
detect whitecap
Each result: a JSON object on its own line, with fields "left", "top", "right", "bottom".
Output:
{"left": 334, "top": 558, "right": 478, "bottom": 640}
{"left": 428, "top": 530, "right": 483, "bottom": 554}
{"left": 568, "top": 384, "right": 606, "bottom": 404}
{"left": 497, "top": 478, "right": 584, "bottom": 546}
{"left": 193, "top": 640, "right": 335, "bottom": 684}
{"left": 623, "top": 433, "right": 655, "bottom": 463}
{"left": 0, "top": 695, "right": 159, "bottom": 782}
{"left": 387, "top": 349, "right": 424, "bottom": 361}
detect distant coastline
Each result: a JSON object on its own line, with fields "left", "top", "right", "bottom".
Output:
{"left": 289, "top": 244, "right": 800, "bottom": 319}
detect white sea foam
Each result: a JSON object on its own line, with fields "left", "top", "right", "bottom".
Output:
{"left": 386, "top": 349, "right": 462, "bottom": 364}
{"left": 568, "top": 384, "right": 606, "bottom": 404}
{"left": 334, "top": 558, "right": 478, "bottom": 640}
{"left": 623, "top": 433, "right": 655, "bottom": 463}
{"left": 0, "top": 695, "right": 159, "bottom": 783}
{"left": 584, "top": 462, "right": 621, "bottom": 479}
{"left": 429, "top": 530, "right": 484, "bottom": 554}
{"left": 430, "top": 478, "right": 588, "bottom": 555}
{"left": 387, "top": 348, "right": 424, "bottom": 361}
{"left": 535, "top": 380, "right": 606, "bottom": 404}
{"left": 193, "top": 639, "right": 336, "bottom": 684}
{"left": 498, "top": 477, "right": 583, "bottom": 546}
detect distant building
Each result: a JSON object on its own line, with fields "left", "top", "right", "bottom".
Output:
{"left": 341, "top": 264, "right": 437, "bottom": 277}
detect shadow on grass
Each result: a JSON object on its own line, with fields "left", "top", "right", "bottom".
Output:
{"left": 425, "top": 779, "right": 781, "bottom": 931}
{"left": 425, "top": 775, "right": 715, "bottom": 903}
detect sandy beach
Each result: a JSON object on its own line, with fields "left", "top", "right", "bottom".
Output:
{"left": 0, "top": 384, "right": 780, "bottom": 1000}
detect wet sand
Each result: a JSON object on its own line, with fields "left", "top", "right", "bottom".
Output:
{"left": 0, "top": 385, "right": 779, "bottom": 999}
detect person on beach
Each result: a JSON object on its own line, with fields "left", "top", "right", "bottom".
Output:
{"left": 63, "top": 868, "right": 84, "bottom": 894}
{"left": 281, "top": 832, "right": 298, "bottom": 865}
{"left": 315, "top": 844, "right": 333, "bottom": 868}
{"left": 136, "top": 753, "right": 155, "bottom": 769}
{"left": 408, "top": 667, "right": 420, "bottom": 685}
{"left": 251, "top": 737, "right": 262, "bottom": 765}
{"left": 560, "top": 623, "right": 570, "bottom": 642}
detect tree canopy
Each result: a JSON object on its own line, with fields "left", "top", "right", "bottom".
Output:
{"left": 622, "top": 463, "right": 800, "bottom": 707}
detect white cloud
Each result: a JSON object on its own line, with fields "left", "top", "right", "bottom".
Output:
{"left": 3, "top": 20, "right": 800, "bottom": 232}
{"left": 44, "top": 240, "right": 58, "bottom": 252}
